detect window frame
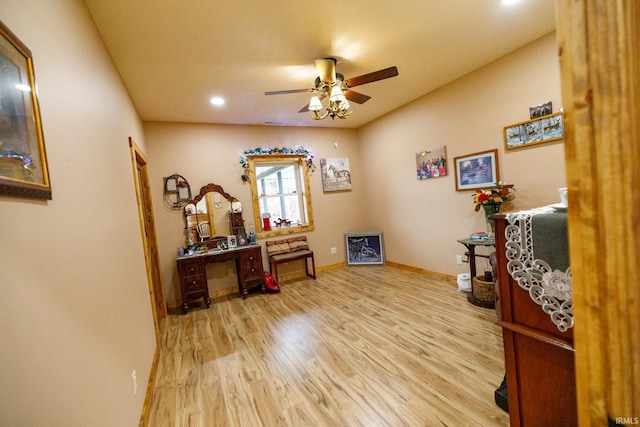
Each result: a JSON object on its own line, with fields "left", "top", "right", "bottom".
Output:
{"left": 247, "top": 154, "right": 314, "bottom": 238}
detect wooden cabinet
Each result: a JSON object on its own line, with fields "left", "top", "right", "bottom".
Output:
{"left": 493, "top": 214, "right": 577, "bottom": 426}
{"left": 237, "top": 245, "right": 264, "bottom": 297}
{"left": 177, "top": 245, "right": 265, "bottom": 313}
{"left": 177, "top": 258, "right": 211, "bottom": 313}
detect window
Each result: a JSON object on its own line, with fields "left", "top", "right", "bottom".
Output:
{"left": 247, "top": 155, "right": 314, "bottom": 237}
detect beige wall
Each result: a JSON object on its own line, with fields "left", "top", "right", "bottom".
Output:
{"left": 144, "top": 123, "right": 363, "bottom": 303}
{"left": 148, "top": 32, "right": 566, "bottom": 305}
{"left": 359, "top": 31, "right": 565, "bottom": 277}
{"left": 0, "top": 1, "right": 155, "bottom": 426}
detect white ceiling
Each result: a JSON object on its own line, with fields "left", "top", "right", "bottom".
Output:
{"left": 84, "top": 0, "right": 557, "bottom": 129}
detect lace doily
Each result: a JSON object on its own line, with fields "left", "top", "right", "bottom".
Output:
{"left": 504, "top": 207, "right": 573, "bottom": 332}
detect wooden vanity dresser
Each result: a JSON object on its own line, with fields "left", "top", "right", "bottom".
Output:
{"left": 177, "top": 243, "right": 264, "bottom": 313}
{"left": 177, "top": 182, "right": 264, "bottom": 313}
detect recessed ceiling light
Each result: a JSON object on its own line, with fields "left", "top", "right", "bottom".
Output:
{"left": 210, "top": 96, "right": 225, "bottom": 106}
{"left": 502, "top": 0, "right": 523, "bottom": 5}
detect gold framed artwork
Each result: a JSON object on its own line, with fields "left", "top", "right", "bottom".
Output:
{"left": 503, "top": 112, "right": 564, "bottom": 151}
{"left": 0, "top": 20, "right": 51, "bottom": 199}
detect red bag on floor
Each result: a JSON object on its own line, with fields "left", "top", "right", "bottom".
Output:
{"left": 263, "top": 271, "right": 280, "bottom": 293}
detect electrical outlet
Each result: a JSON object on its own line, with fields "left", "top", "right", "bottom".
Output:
{"left": 132, "top": 370, "right": 138, "bottom": 395}
{"left": 456, "top": 255, "right": 463, "bottom": 265}
{"left": 330, "top": 247, "right": 337, "bottom": 255}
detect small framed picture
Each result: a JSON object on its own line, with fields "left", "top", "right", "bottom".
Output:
{"left": 227, "top": 235, "right": 237, "bottom": 249}
{"left": 453, "top": 149, "right": 499, "bottom": 191}
{"left": 344, "top": 231, "right": 385, "bottom": 266}
{"left": 529, "top": 101, "right": 552, "bottom": 119}
{"left": 236, "top": 231, "right": 247, "bottom": 246}
{"left": 416, "top": 145, "right": 447, "bottom": 180}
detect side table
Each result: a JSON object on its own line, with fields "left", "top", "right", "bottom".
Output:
{"left": 457, "top": 237, "right": 495, "bottom": 308}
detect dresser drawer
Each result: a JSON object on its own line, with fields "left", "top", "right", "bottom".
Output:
{"left": 183, "top": 274, "right": 206, "bottom": 293}
{"left": 180, "top": 259, "right": 203, "bottom": 276}
{"left": 239, "top": 247, "right": 263, "bottom": 281}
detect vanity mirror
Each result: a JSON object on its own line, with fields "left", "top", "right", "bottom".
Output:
{"left": 183, "top": 183, "right": 244, "bottom": 243}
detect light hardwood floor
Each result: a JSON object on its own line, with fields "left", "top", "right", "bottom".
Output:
{"left": 148, "top": 266, "right": 509, "bottom": 426}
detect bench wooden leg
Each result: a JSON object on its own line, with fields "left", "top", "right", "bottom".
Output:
{"left": 271, "top": 262, "right": 280, "bottom": 283}
{"left": 306, "top": 254, "right": 316, "bottom": 279}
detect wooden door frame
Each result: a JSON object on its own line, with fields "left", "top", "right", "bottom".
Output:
{"left": 129, "top": 137, "right": 167, "bottom": 339}
{"left": 557, "top": 1, "right": 639, "bottom": 424}
{"left": 129, "top": 138, "right": 166, "bottom": 426}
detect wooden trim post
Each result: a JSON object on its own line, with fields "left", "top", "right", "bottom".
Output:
{"left": 556, "top": 1, "right": 640, "bottom": 424}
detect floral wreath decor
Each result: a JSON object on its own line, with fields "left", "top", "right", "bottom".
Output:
{"left": 240, "top": 146, "right": 315, "bottom": 181}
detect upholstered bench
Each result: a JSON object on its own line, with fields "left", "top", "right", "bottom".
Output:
{"left": 266, "top": 236, "right": 316, "bottom": 282}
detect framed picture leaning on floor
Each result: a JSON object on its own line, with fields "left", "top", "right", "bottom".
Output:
{"left": 344, "top": 231, "right": 385, "bottom": 266}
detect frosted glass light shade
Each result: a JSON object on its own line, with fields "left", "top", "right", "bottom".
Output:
{"left": 329, "top": 85, "right": 345, "bottom": 102}
{"left": 308, "top": 96, "right": 323, "bottom": 111}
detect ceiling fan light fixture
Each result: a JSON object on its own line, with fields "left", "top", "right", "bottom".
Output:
{"left": 265, "top": 58, "right": 398, "bottom": 122}
{"left": 308, "top": 85, "right": 352, "bottom": 120}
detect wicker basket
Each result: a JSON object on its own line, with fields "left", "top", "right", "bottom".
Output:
{"left": 472, "top": 276, "right": 495, "bottom": 304}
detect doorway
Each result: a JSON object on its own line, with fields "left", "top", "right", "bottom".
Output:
{"left": 129, "top": 137, "right": 167, "bottom": 344}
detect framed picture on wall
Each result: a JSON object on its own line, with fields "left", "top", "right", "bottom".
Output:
{"left": 504, "top": 112, "right": 564, "bottom": 150}
{"left": 0, "top": 20, "right": 51, "bottom": 199}
{"left": 344, "top": 231, "right": 385, "bottom": 266}
{"left": 320, "top": 157, "right": 352, "bottom": 192}
{"left": 453, "top": 149, "right": 499, "bottom": 191}
{"left": 529, "top": 101, "right": 553, "bottom": 119}
{"left": 416, "top": 145, "right": 447, "bottom": 180}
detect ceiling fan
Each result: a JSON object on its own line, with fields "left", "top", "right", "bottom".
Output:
{"left": 265, "top": 58, "right": 399, "bottom": 120}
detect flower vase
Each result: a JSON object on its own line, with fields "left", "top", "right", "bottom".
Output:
{"left": 482, "top": 204, "right": 501, "bottom": 236}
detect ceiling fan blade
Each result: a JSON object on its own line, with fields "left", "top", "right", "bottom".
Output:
{"left": 314, "top": 58, "right": 336, "bottom": 83}
{"left": 345, "top": 66, "right": 399, "bottom": 88}
{"left": 265, "top": 88, "right": 315, "bottom": 96}
{"left": 344, "top": 90, "right": 371, "bottom": 104}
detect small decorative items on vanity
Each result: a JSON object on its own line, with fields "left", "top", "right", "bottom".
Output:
{"left": 473, "top": 182, "right": 515, "bottom": 236}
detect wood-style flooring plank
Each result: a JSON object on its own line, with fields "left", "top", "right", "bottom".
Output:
{"left": 147, "top": 266, "right": 509, "bottom": 426}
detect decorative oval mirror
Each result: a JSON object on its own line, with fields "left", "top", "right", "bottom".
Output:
{"left": 183, "top": 183, "right": 243, "bottom": 244}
